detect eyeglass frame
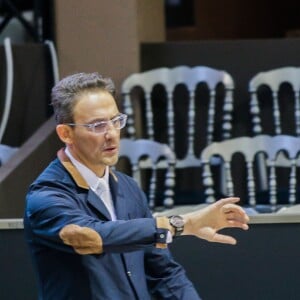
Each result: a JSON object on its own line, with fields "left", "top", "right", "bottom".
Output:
{"left": 64, "top": 113, "right": 127, "bottom": 134}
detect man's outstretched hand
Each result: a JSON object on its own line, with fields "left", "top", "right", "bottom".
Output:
{"left": 182, "top": 197, "right": 249, "bottom": 245}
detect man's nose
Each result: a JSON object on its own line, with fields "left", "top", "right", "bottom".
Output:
{"left": 104, "top": 122, "right": 119, "bottom": 136}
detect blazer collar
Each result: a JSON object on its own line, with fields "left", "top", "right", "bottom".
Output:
{"left": 57, "top": 148, "right": 118, "bottom": 189}
{"left": 58, "top": 148, "right": 89, "bottom": 189}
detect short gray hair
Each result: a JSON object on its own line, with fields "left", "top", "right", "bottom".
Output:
{"left": 51, "top": 72, "right": 116, "bottom": 124}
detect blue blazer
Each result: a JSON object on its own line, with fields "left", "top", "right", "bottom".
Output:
{"left": 24, "top": 149, "right": 201, "bottom": 300}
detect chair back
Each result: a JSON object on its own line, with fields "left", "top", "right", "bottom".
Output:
{"left": 121, "top": 65, "right": 234, "bottom": 168}
{"left": 249, "top": 66, "right": 300, "bottom": 136}
{"left": 201, "top": 135, "right": 300, "bottom": 206}
{"left": 117, "top": 138, "right": 176, "bottom": 209}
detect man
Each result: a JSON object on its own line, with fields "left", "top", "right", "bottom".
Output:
{"left": 24, "top": 72, "right": 249, "bottom": 300}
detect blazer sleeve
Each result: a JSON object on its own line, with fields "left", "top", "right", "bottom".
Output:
{"left": 25, "top": 173, "right": 171, "bottom": 254}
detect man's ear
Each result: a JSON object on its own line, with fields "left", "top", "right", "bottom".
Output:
{"left": 56, "top": 124, "right": 73, "bottom": 144}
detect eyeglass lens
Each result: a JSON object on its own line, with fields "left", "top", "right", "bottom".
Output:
{"left": 93, "top": 114, "right": 127, "bottom": 133}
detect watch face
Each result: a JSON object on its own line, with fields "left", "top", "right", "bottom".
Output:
{"left": 170, "top": 216, "right": 184, "bottom": 227}
{"left": 169, "top": 215, "right": 184, "bottom": 237}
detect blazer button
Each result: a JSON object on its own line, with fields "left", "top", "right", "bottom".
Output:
{"left": 127, "top": 271, "right": 132, "bottom": 277}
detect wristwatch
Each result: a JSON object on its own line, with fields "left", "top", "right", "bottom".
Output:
{"left": 168, "top": 215, "right": 185, "bottom": 237}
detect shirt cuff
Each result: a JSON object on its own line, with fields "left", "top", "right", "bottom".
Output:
{"left": 155, "top": 216, "right": 171, "bottom": 248}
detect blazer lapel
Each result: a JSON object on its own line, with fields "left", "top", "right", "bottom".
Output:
{"left": 87, "top": 189, "right": 112, "bottom": 220}
{"left": 109, "top": 171, "right": 130, "bottom": 220}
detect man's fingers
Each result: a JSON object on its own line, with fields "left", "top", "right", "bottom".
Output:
{"left": 210, "top": 233, "right": 237, "bottom": 245}
{"left": 73, "top": 246, "right": 101, "bottom": 255}
{"left": 216, "top": 197, "right": 241, "bottom": 207}
{"left": 59, "top": 224, "right": 82, "bottom": 243}
{"left": 226, "top": 219, "right": 249, "bottom": 230}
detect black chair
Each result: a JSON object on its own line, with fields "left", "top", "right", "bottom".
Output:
{"left": 0, "top": 0, "right": 44, "bottom": 41}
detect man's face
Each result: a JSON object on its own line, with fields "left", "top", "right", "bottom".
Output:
{"left": 62, "top": 90, "right": 121, "bottom": 176}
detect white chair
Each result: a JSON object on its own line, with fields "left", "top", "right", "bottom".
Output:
{"left": 201, "top": 135, "right": 300, "bottom": 206}
{"left": 117, "top": 138, "right": 176, "bottom": 209}
{"left": 249, "top": 67, "right": 300, "bottom": 189}
{"left": 121, "top": 65, "right": 235, "bottom": 168}
{"left": 249, "top": 66, "right": 300, "bottom": 136}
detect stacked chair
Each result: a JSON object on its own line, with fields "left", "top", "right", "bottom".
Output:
{"left": 249, "top": 66, "right": 300, "bottom": 137}
{"left": 119, "top": 65, "right": 300, "bottom": 211}
{"left": 200, "top": 67, "right": 300, "bottom": 208}
{"left": 117, "top": 138, "right": 176, "bottom": 210}
{"left": 120, "top": 65, "right": 235, "bottom": 207}
{"left": 201, "top": 135, "right": 300, "bottom": 207}
{"left": 248, "top": 66, "right": 300, "bottom": 191}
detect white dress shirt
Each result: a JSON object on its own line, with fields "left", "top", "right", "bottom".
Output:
{"left": 65, "top": 147, "right": 117, "bottom": 220}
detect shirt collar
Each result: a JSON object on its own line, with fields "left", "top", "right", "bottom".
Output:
{"left": 65, "top": 146, "right": 109, "bottom": 191}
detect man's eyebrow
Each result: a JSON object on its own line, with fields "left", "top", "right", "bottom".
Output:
{"left": 89, "top": 114, "right": 121, "bottom": 123}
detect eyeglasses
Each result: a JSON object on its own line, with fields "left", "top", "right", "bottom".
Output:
{"left": 65, "top": 113, "right": 127, "bottom": 134}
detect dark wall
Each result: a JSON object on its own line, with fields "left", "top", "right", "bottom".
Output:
{"left": 170, "top": 223, "right": 300, "bottom": 300}
{"left": 2, "top": 222, "right": 300, "bottom": 300}
{"left": 166, "top": 1, "right": 300, "bottom": 40}
{"left": 0, "top": 228, "right": 37, "bottom": 300}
